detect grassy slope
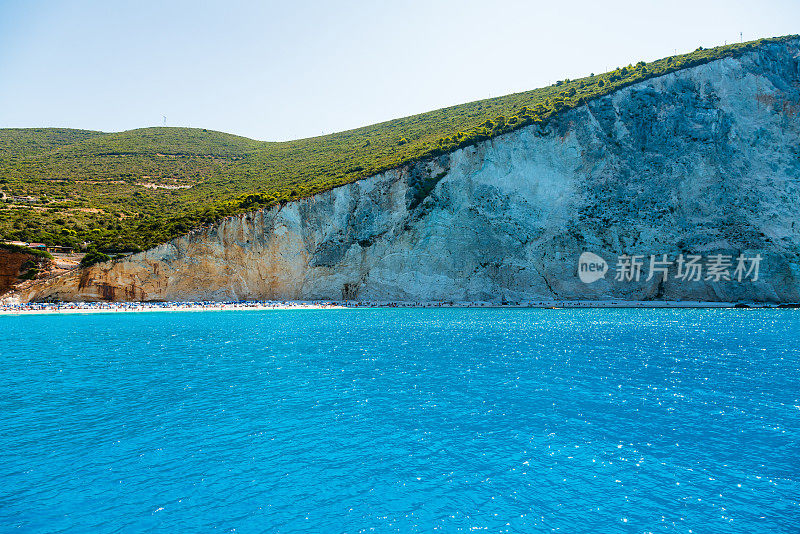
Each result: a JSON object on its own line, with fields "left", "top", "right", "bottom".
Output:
{"left": 0, "top": 128, "right": 105, "bottom": 159}
{"left": 0, "top": 35, "right": 795, "bottom": 252}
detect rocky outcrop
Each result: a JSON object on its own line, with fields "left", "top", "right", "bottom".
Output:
{"left": 0, "top": 250, "right": 52, "bottom": 294}
{"left": 14, "top": 39, "right": 800, "bottom": 303}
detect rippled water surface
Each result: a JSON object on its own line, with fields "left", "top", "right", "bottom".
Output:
{"left": 2, "top": 308, "right": 799, "bottom": 533}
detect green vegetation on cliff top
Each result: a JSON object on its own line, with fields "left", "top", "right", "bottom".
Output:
{"left": 0, "top": 35, "right": 794, "bottom": 253}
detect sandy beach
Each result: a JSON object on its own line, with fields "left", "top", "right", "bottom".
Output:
{"left": 0, "top": 300, "right": 347, "bottom": 315}
{"left": 0, "top": 299, "right": 790, "bottom": 315}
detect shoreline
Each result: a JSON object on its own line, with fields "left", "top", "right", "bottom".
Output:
{"left": 1, "top": 299, "right": 797, "bottom": 315}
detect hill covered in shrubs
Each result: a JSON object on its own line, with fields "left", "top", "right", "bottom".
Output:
{"left": 0, "top": 35, "right": 793, "bottom": 253}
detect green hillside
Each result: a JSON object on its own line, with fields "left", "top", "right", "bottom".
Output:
{"left": 0, "top": 35, "right": 794, "bottom": 253}
{"left": 0, "top": 128, "right": 105, "bottom": 159}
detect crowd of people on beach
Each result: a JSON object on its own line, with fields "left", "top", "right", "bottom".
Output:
{"left": 0, "top": 300, "right": 348, "bottom": 314}
{"left": 0, "top": 299, "right": 493, "bottom": 314}
{"left": 0, "top": 299, "right": 550, "bottom": 314}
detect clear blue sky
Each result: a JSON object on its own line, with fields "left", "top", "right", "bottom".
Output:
{"left": 0, "top": 0, "right": 797, "bottom": 141}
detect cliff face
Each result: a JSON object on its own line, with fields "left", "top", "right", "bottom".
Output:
{"left": 16, "top": 39, "right": 800, "bottom": 303}
{"left": 0, "top": 251, "right": 46, "bottom": 293}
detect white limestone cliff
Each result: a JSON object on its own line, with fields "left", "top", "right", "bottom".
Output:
{"left": 15, "top": 39, "right": 800, "bottom": 303}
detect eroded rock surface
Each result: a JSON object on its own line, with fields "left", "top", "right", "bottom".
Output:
{"left": 16, "top": 39, "right": 800, "bottom": 303}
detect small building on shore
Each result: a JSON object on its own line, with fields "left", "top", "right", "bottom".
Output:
{"left": 47, "top": 245, "right": 74, "bottom": 254}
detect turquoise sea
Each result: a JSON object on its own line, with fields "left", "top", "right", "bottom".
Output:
{"left": 1, "top": 308, "right": 798, "bottom": 533}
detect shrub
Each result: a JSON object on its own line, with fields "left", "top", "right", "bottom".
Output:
{"left": 0, "top": 243, "right": 53, "bottom": 259}
{"left": 18, "top": 268, "right": 38, "bottom": 280}
{"left": 80, "top": 250, "right": 111, "bottom": 268}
